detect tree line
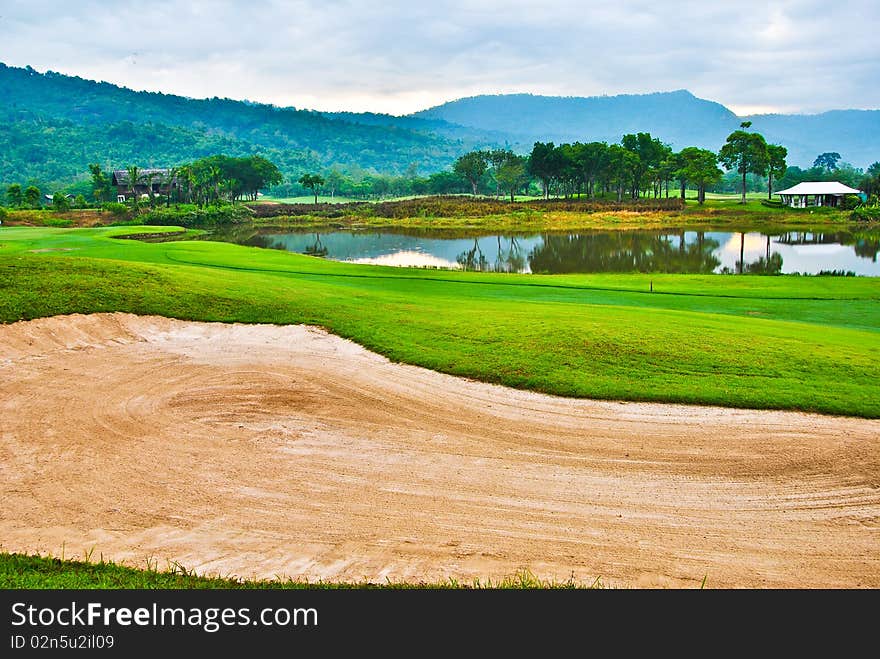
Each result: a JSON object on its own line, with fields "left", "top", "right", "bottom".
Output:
{"left": 451, "top": 123, "right": 788, "bottom": 204}
{"left": 291, "top": 125, "right": 793, "bottom": 205}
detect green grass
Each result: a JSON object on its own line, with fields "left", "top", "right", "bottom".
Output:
{"left": 1, "top": 225, "right": 879, "bottom": 417}
{"left": 0, "top": 552, "right": 599, "bottom": 589}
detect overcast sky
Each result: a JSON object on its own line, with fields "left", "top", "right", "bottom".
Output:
{"left": 1, "top": 0, "right": 878, "bottom": 116}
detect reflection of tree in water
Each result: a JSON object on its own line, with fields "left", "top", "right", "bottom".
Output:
{"left": 302, "top": 233, "right": 328, "bottom": 257}
{"left": 493, "top": 235, "right": 526, "bottom": 273}
{"left": 456, "top": 237, "right": 489, "bottom": 271}
{"left": 240, "top": 233, "right": 287, "bottom": 250}
{"left": 456, "top": 236, "right": 528, "bottom": 272}
{"left": 527, "top": 232, "right": 721, "bottom": 274}
{"left": 741, "top": 252, "right": 784, "bottom": 274}
{"left": 853, "top": 236, "right": 880, "bottom": 262}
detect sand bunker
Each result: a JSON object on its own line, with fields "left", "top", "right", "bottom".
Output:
{"left": 1, "top": 313, "right": 878, "bottom": 588}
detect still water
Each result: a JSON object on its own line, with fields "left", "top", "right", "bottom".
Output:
{"left": 226, "top": 229, "right": 880, "bottom": 276}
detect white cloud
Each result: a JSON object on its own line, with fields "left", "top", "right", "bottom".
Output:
{"left": 0, "top": 0, "right": 877, "bottom": 114}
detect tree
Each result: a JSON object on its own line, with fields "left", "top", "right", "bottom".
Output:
{"left": 605, "top": 144, "right": 639, "bottom": 201}
{"left": 494, "top": 153, "right": 528, "bottom": 202}
{"left": 453, "top": 151, "right": 488, "bottom": 196}
{"left": 766, "top": 144, "right": 788, "bottom": 199}
{"left": 621, "top": 132, "right": 667, "bottom": 199}
{"left": 528, "top": 142, "right": 561, "bottom": 199}
{"left": 6, "top": 183, "right": 23, "bottom": 208}
{"left": 298, "top": 173, "right": 326, "bottom": 204}
{"left": 24, "top": 185, "right": 41, "bottom": 209}
{"left": 573, "top": 142, "right": 608, "bottom": 198}
{"left": 676, "top": 147, "right": 722, "bottom": 204}
{"left": 325, "top": 168, "right": 344, "bottom": 199}
{"left": 52, "top": 192, "right": 71, "bottom": 212}
{"left": 486, "top": 149, "right": 513, "bottom": 199}
{"left": 813, "top": 152, "right": 841, "bottom": 172}
{"left": 126, "top": 165, "right": 141, "bottom": 210}
{"left": 88, "top": 163, "right": 112, "bottom": 203}
{"left": 718, "top": 129, "right": 768, "bottom": 203}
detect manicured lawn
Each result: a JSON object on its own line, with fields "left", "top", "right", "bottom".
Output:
{"left": 1, "top": 225, "right": 878, "bottom": 417}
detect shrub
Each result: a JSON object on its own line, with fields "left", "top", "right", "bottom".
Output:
{"left": 851, "top": 206, "right": 880, "bottom": 222}
{"left": 103, "top": 202, "right": 130, "bottom": 217}
{"left": 52, "top": 193, "right": 71, "bottom": 212}
{"left": 141, "top": 203, "right": 255, "bottom": 227}
{"left": 840, "top": 194, "right": 862, "bottom": 211}
{"left": 0, "top": 206, "right": 7, "bottom": 222}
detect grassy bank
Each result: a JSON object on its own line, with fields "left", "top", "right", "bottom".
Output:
{"left": 2, "top": 196, "right": 873, "bottom": 233}
{"left": 0, "top": 552, "right": 589, "bottom": 589}
{"left": 1, "top": 225, "right": 878, "bottom": 417}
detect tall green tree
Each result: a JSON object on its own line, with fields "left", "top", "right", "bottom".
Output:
{"left": 573, "top": 141, "right": 608, "bottom": 198}
{"left": 88, "top": 163, "right": 112, "bottom": 203}
{"left": 485, "top": 149, "right": 513, "bottom": 199}
{"left": 52, "top": 192, "right": 70, "bottom": 212}
{"left": 766, "top": 144, "right": 788, "bottom": 199}
{"left": 495, "top": 153, "right": 528, "bottom": 202}
{"left": 621, "top": 132, "right": 667, "bottom": 199}
{"left": 126, "top": 165, "right": 141, "bottom": 210}
{"left": 325, "top": 168, "right": 345, "bottom": 199}
{"left": 813, "top": 152, "right": 841, "bottom": 172}
{"left": 453, "top": 151, "right": 488, "bottom": 196}
{"left": 6, "top": 183, "right": 23, "bottom": 208}
{"left": 298, "top": 173, "right": 326, "bottom": 204}
{"left": 24, "top": 185, "right": 41, "bottom": 209}
{"left": 605, "top": 145, "right": 639, "bottom": 202}
{"left": 676, "top": 147, "right": 722, "bottom": 204}
{"left": 528, "top": 142, "right": 561, "bottom": 199}
{"left": 718, "top": 125, "right": 768, "bottom": 203}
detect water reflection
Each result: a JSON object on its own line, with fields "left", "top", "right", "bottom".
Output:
{"left": 528, "top": 232, "right": 721, "bottom": 274}
{"left": 203, "top": 227, "right": 880, "bottom": 276}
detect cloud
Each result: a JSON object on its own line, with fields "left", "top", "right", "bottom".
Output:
{"left": 1, "top": 0, "right": 877, "bottom": 114}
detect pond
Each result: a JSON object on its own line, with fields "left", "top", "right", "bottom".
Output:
{"left": 211, "top": 228, "right": 880, "bottom": 276}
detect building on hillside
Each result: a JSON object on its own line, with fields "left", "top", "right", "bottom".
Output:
{"left": 775, "top": 181, "right": 862, "bottom": 208}
{"left": 112, "top": 169, "right": 178, "bottom": 203}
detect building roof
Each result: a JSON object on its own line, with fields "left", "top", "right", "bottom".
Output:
{"left": 111, "top": 169, "right": 174, "bottom": 186}
{"left": 775, "top": 181, "right": 861, "bottom": 196}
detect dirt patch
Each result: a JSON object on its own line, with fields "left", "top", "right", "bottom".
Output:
{"left": 1, "top": 313, "right": 878, "bottom": 588}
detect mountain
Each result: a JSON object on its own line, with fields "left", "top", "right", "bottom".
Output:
{"left": 741, "top": 110, "right": 880, "bottom": 172}
{"left": 1, "top": 62, "right": 877, "bottom": 191}
{"left": 412, "top": 91, "right": 880, "bottom": 169}
{"left": 0, "top": 62, "right": 489, "bottom": 189}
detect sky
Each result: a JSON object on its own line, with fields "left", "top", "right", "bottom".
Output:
{"left": 1, "top": 0, "right": 878, "bottom": 116}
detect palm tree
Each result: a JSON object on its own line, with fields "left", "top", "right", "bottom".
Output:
{"left": 126, "top": 165, "right": 141, "bottom": 211}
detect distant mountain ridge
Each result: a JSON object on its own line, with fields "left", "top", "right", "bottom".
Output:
{"left": 0, "top": 62, "right": 482, "bottom": 188}
{"left": 1, "top": 62, "right": 877, "bottom": 190}
{"left": 411, "top": 91, "right": 879, "bottom": 169}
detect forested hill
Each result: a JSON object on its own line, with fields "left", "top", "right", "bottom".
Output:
{"left": 3, "top": 62, "right": 878, "bottom": 191}
{"left": 0, "top": 63, "right": 484, "bottom": 189}
{"left": 412, "top": 91, "right": 880, "bottom": 169}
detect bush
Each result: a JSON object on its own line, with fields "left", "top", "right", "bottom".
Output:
{"left": 141, "top": 203, "right": 255, "bottom": 227}
{"left": 0, "top": 206, "right": 7, "bottom": 222}
{"left": 851, "top": 206, "right": 880, "bottom": 222}
{"left": 840, "top": 194, "right": 862, "bottom": 211}
{"left": 52, "top": 193, "right": 71, "bottom": 212}
{"left": 103, "top": 202, "right": 130, "bottom": 217}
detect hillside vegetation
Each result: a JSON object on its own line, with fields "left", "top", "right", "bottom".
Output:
{"left": 3, "top": 62, "right": 878, "bottom": 195}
